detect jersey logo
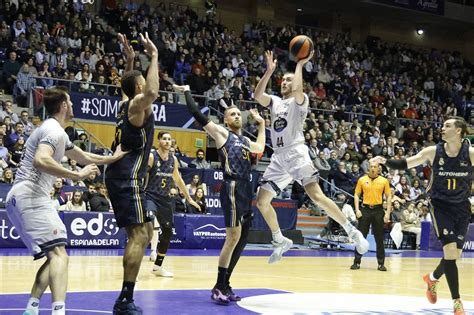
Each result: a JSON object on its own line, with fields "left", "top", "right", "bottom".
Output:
{"left": 273, "top": 118, "right": 288, "bottom": 132}
{"left": 460, "top": 161, "right": 468, "bottom": 167}
{"left": 156, "top": 160, "right": 161, "bottom": 168}
{"left": 439, "top": 158, "right": 444, "bottom": 166}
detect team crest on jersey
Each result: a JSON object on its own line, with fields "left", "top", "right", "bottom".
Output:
{"left": 439, "top": 158, "right": 444, "bottom": 166}
{"left": 156, "top": 160, "right": 161, "bottom": 168}
{"left": 273, "top": 117, "right": 288, "bottom": 132}
{"left": 460, "top": 161, "right": 468, "bottom": 167}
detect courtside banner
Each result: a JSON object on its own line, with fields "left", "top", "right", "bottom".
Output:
{"left": 426, "top": 222, "right": 474, "bottom": 251}
{"left": 63, "top": 211, "right": 127, "bottom": 248}
{"left": 33, "top": 91, "right": 208, "bottom": 130}
{"left": 0, "top": 210, "right": 25, "bottom": 248}
{"left": 169, "top": 213, "right": 186, "bottom": 249}
{"left": 185, "top": 214, "right": 226, "bottom": 249}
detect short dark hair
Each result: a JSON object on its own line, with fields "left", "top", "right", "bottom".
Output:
{"left": 158, "top": 130, "right": 171, "bottom": 139}
{"left": 448, "top": 116, "right": 469, "bottom": 138}
{"left": 43, "top": 86, "right": 69, "bottom": 115}
{"left": 196, "top": 149, "right": 205, "bottom": 155}
{"left": 121, "top": 70, "right": 142, "bottom": 98}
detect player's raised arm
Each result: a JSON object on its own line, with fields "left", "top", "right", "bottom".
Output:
{"left": 174, "top": 84, "right": 229, "bottom": 147}
{"left": 248, "top": 108, "right": 265, "bottom": 153}
{"left": 371, "top": 146, "right": 436, "bottom": 170}
{"left": 254, "top": 50, "right": 277, "bottom": 107}
{"left": 292, "top": 50, "right": 313, "bottom": 105}
{"left": 129, "top": 32, "right": 159, "bottom": 112}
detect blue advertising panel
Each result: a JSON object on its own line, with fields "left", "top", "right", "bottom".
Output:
{"left": 169, "top": 213, "right": 186, "bottom": 249}
{"left": 422, "top": 221, "right": 474, "bottom": 252}
{"left": 0, "top": 210, "right": 25, "bottom": 248}
{"left": 69, "top": 92, "right": 208, "bottom": 130}
{"left": 184, "top": 214, "right": 226, "bottom": 249}
{"left": 62, "top": 211, "right": 127, "bottom": 248}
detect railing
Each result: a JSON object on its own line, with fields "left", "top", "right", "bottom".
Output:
{"left": 28, "top": 75, "right": 460, "bottom": 147}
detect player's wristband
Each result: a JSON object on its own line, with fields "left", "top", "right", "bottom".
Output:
{"left": 184, "top": 91, "right": 209, "bottom": 126}
{"left": 385, "top": 158, "right": 407, "bottom": 170}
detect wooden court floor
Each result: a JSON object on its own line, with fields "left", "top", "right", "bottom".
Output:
{"left": 1, "top": 251, "right": 473, "bottom": 300}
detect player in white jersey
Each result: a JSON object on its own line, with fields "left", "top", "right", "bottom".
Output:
{"left": 254, "top": 50, "right": 368, "bottom": 263}
{"left": 6, "top": 87, "right": 126, "bottom": 315}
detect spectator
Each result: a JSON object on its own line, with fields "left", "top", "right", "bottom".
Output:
{"left": 37, "top": 61, "right": 54, "bottom": 88}
{"left": 170, "top": 187, "right": 187, "bottom": 213}
{"left": 14, "top": 64, "right": 36, "bottom": 106}
{"left": 19, "top": 111, "right": 34, "bottom": 136}
{"left": 2, "top": 51, "right": 21, "bottom": 93}
{"left": 186, "top": 173, "right": 207, "bottom": 196}
{"left": 188, "top": 187, "right": 207, "bottom": 214}
{"left": 64, "top": 190, "right": 87, "bottom": 211}
{"left": 190, "top": 149, "right": 211, "bottom": 169}
{"left": 52, "top": 177, "right": 67, "bottom": 205}
{"left": 0, "top": 168, "right": 14, "bottom": 184}
{"left": 6, "top": 122, "right": 27, "bottom": 149}
{"left": 8, "top": 135, "right": 25, "bottom": 168}
{"left": 89, "top": 183, "right": 111, "bottom": 212}
{"left": 401, "top": 203, "right": 422, "bottom": 249}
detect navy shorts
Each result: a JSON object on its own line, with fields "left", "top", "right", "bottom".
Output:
{"left": 146, "top": 196, "right": 174, "bottom": 229}
{"left": 220, "top": 179, "right": 252, "bottom": 228}
{"left": 430, "top": 199, "right": 471, "bottom": 249}
{"left": 105, "top": 179, "right": 153, "bottom": 228}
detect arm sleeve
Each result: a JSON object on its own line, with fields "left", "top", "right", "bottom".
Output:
{"left": 385, "top": 158, "right": 408, "bottom": 170}
{"left": 184, "top": 91, "right": 210, "bottom": 126}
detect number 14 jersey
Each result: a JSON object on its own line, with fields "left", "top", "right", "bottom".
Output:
{"left": 269, "top": 94, "right": 308, "bottom": 153}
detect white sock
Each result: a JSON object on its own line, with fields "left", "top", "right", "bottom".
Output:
{"left": 272, "top": 229, "right": 284, "bottom": 243}
{"left": 430, "top": 272, "right": 438, "bottom": 281}
{"left": 52, "top": 301, "right": 65, "bottom": 315}
{"left": 341, "top": 220, "right": 354, "bottom": 234}
{"left": 25, "top": 297, "right": 40, "bottom": 315}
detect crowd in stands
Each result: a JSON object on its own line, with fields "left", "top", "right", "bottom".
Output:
{"left": 0, "top": 0, "right": 473, "bottom": 235}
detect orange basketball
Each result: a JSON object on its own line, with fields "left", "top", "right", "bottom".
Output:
{"left": 289, "top": 35, "right": 313, "bottom": 60}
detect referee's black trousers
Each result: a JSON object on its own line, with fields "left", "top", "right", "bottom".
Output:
{"left": 354, "top": 205, "right": 385, "bottom": 265}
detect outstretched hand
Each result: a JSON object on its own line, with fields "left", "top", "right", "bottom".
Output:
{"left": 112, "top": 144, "right": 129, "bottom": 162}
{"left": 264, "top": 50, "right": 277, "bottom": 75}
{"left": 297, "top": 49, "right": 314, "bottom": 65}
{"left": 139, "top": 32, "right": 158, "bottom": 57}
{"left": 249, "top": 108, "right": 264, "bottom": 125}
{"left": 118, "top": 33, "right": 135, "bottom": 60}
{"left": 370, "top": 156, "right": 387, "bottom": 165}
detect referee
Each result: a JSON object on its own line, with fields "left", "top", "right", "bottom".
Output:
{"left": 350, "top": 161, "right": 392, "bottom": 271}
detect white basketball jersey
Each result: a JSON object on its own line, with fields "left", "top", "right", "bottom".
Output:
{"left": 269, "top": 94, "right": 308, "bottom": 153}
{"left": 14, "top": 118, "right": 74, "bottom": 197}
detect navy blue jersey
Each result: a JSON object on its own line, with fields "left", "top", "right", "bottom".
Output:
{"left": 218, "top": 131, "right": 251, "bottom": 181}
{"left": 105, "top": 101, "right": 155, "bottom": 180}
{"left": 146, "top": 151, "right": 175, "bottom": 199}
{"left": 430, "top": 142, "right": 472, "bottom": 203}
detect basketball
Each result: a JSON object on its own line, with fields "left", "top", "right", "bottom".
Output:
{"left": 289, "top": 35, "right": 313, "bottom": 60}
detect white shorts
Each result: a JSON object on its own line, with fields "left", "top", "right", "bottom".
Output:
{"left": 260, "top": 144, "right": 318, "bottom": 196}
{"left": 6, "top": 181, "right": 67, "bottom": 260}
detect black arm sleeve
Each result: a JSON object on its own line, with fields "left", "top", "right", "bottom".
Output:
{"left": 385, "top": 158, "right": 408, "bottom": 170}
{"left": 184, "top": 91, "right": 210, "bottom": 127}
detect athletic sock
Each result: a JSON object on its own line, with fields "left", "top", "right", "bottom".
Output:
{"left": 25, "top": 297, "right": 40, "bottom": 315}
{"left": 226, "top": 271, "right": 232, "bottom": 287}
{"left": 51, "top": 301, "right": 65, "bottom": 315}
{"left": 432, "top": 259, "right": 445, "bottom": 280}
{"left": 154, "top": 253, "right": 165, "bottom": 268}
{"left": 272, "top": 229, "right": 284, "bottom": 243}
{"left": 215, "top": 267, "right": 228, "bottom": 290}
{"left": 444, "top": 259, "right": 460, "bottom": 300}
{"left": 118, "top": 281, "right": 135, "bottom": 303}
{"left": 341, "top": 220, "right": 354, "bottom": 234}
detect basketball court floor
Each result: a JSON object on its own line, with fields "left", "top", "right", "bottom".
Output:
{"left": 1, "top": 247, "right": 473, "bottom": 314}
